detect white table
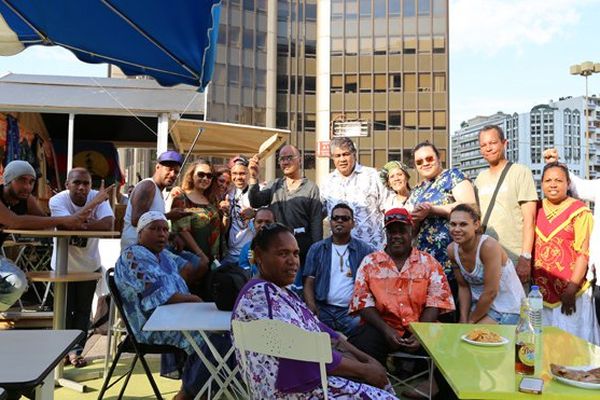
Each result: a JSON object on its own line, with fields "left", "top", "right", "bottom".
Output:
{"left": 4, "top": 229, "right": 119, "bottom": 392}
{"left": 143, "top": 302, "right": 244, "bottom": 400}
{"left": 0, "top": 329, "right": 84, "bottom": 400}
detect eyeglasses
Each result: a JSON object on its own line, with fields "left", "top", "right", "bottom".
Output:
{"left": 331, "top": 215, "right": 352, "bottom": 222}
{"left": 196, "top": 172, "right": 214, "bottom": 180}
{"left": 415, "top": 155, "right": 436, "bottom": 166}
{"left": 278, "top": 155, "right": 298, "bottom": 163}
{"left": 332, "top": 152, "right": 353, "bottom": 159}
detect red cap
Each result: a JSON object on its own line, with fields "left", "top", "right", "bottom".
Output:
{"left": 384, "top": 208, "right": 413, "bottom": 227}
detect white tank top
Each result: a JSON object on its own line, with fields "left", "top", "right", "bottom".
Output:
{"left": 453, "top": 235, "right": 525, "bottom": 314}
{"left": 121, "top": 178, "right": 165, "bottom": 249}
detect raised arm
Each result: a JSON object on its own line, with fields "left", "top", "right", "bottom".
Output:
{"left": 129, "top": 181, "right": 156, "bottom": 226}
{"left": 430, "top": 180, "right": 477, "bottom": 218}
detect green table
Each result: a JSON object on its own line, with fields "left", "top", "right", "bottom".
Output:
{"left": 411, "top": 322, "right": 600, "bottom": 399}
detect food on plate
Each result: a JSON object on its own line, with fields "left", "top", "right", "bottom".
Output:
{"left": 466, "top": 328, "right": 503, "bottom": 343}
{"left": 550, "top": 364, "right": 600, "bottom": 384}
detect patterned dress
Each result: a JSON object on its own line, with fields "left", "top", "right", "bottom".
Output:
{"left": 407, "top": 168, "right": 467, "bottom": 276}
{"left": 232, "top": 279, "right": 399, "bottom": 399}
{"left": 114, "top": 245, "right": 203, "bottom": 355}
{"left": 172, "top": 193, "right": 221, "bottom": 260}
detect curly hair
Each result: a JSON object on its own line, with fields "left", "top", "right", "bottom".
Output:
{"left": 181, "top": 160, "right": 218, "bottom": 203}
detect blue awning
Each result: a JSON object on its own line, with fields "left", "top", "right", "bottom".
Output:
{"left": 0, "top": 0, "right": 221, "bottom": 90}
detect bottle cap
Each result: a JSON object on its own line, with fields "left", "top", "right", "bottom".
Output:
{"left": 531, "top": 285, "right": 539, "bottom": 291}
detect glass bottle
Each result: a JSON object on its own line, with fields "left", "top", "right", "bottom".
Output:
{"left": 515, "top": 298, "right": 536, "bottom": 375}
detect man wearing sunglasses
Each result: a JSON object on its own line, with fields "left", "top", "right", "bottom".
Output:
{"left": 303, "top": 203, "right": 374, "bottom": 337}
{"left": 247, "top": 145, "right": 323, "bottom": 290}
{"left": 321, "top": 137, "right": 388, "bottom": 250}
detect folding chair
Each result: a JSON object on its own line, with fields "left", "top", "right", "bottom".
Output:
{"left": 232, "top": 319, "right": 332, "bottom": 400}
{"left": 387, "top": 351, "right": 434, "bottom": 400}
{"left": 98, "top": 269, "right": 183, "bottom": 400}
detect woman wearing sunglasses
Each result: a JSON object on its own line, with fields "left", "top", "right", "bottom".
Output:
{"left": 171, "top": 160, "right": 222, "bottom": 262}
{"left": 407, "top": 142, "right": 476, "bottom": 319}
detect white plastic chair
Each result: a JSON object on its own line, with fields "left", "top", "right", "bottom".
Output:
{"left": 231, "top": 319, "right": 333, "bottom": 400}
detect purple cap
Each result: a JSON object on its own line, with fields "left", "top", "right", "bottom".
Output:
{"left": 157, "top": 150, "right": 183, "bottom": 166}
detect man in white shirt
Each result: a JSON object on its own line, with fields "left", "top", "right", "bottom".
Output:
{"left": 303, "top": 203, "right": 374, "bottom": 336}
{"left": 221, "top": 155, "right": 255, "bottom": 264}
{"left": 321, "top": 137, "right": 388, "bottom": 249}
{"left": 49, "top": 167, "right": 114, "bottom": 367}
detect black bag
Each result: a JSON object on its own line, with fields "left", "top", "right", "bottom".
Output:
{"left": 210, "top": 264, "right": 250, "bottom": 311}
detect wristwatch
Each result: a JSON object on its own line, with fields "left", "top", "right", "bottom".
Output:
{"left": 521, "top": 252, "right": 532, "bottom": 260}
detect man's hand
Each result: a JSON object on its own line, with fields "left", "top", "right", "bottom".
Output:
{"left": 166, "top": 208, "right": 191, "bottom": 221}
{"left": 560, "top": 282, "right": 579, "bottom": 316}
{"left": 411, "top": 202, "right": 432, "bottom": 222}
{"left": 383, "top": 325, "right": 404, "bottom": 350}
{"left": 248, "top": 154, "right": 260, "bottom": 181}
{"left": 66, "top": 209, "right": 93, "bottom": 230}
{"left": 399, "top": 334, "right": 420, "bottom": 353}
{"left": 85, "top": 181, "right": 115, "bottom": 211}
{"left": 515, "top": 256, "right": 532, "bottom": 283}
{"left": 170, "top": 233, "right": 186, "bottom": 252}
{"left": 362, "top": 357, "right": 389, "bottom": 389}
{"left": 170, "top": 186, "right": 184, "bottom": 198}
{"left": 543, "top": 148, "right": 559, "bottom": 164}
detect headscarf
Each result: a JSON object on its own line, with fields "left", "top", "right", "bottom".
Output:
{"left": 137, "top": 211, "right": 167, "bottom": 233}
{"left": 379, "top": 161, "right": 411, "bottom": 190}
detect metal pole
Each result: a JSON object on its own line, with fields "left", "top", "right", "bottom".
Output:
{"left": 585, "top": 75, "right": 590, "bottom": 179}
{"left": 67, "top": 113, "right": 75, "bottom": 171}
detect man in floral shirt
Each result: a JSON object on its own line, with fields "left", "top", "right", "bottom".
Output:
{"left": 348, "top": 208, "right": 455, "bottom": 367}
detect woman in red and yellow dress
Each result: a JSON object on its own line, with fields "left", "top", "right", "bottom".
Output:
{"left": 533, "top": 162, "right": 600, "bottom": 344}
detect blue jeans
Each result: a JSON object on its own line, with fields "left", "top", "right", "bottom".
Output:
{"left": 471, "top": 301, "right": 519, "bottom": 325}
{"left": 317, "top": 302, "right": 360, "bottom": 337}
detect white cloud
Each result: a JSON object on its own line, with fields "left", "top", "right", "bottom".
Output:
{"left": 450, "top": 0, "right": 596, "bottom": 55}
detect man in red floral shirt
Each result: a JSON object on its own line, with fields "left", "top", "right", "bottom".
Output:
{"left": 348, "top": 208, "right": 455, "bottom": 367}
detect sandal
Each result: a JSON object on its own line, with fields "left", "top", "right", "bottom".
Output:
{"left": 64, "top": 353, "right": 88, "bottom": 368}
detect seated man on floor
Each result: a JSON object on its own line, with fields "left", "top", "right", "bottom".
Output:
{"left": 348, "top": 208, "right": 455, "bottom": 367}
{"left": 303, "top": 203, "right": 374, "bottom": 337}
{"left": 115, "top": 211, "right": 230, "bottom": 400}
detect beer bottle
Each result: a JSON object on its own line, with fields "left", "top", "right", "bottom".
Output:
{"left": 515, "top": 298, "right": 536, "bottom": 375}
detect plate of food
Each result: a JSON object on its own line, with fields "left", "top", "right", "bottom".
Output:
{"left": 460, "top": 328, "right": 509, "bottom": 347}
{"left": 550, "top": 364, "right": 600, "bottom": 389}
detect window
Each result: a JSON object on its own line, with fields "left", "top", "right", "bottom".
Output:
{"left": 389, "top": 0, "right": 401, "bottom": 15}
{"left": 243, "top": 0, "right": 254, "bottom": 11}
{"left": 390, "top": 73, "right": 402, "bottom": 91}
{"left": 404, "top": 73, "right": 416, "bottom": 91}
{"left": 243, "top": 29, "right": 254, "bottom": 49}
{"left": 228, "top": 65, "right": 240, "bottom": 85}
{"left": 418, "top": 73, "right": 431, "bottom": 91}
{"left": 374, "top": 74, "right": 387, "bottom": 93}
{"left": 331, "top": 75, "right": 343, "bottom": 92}
{"left": 228, "top": 26, "right": 240, "bottom": 47}
{"left": 404, "top": 0, "right": 416, "bottom": 17}
{"left": 345, "top": 75, "right": 358, "bottom": 93}
{"left": 374, "top": 0, "right": 386, "bottom": 18}
{"left": 404, "top": 111, "right": 417, "bottom": 128}
{"left": 305, "top": 76, "right": 316, "bottom": 94}
{"left": 256, "top": 32, "right": 266, "bottom": 50}
{"left": 360, "top": 0, "right": 371, "bottom": 17}
{"left": 389, "top": 112, "right": 402, "bottom": 128}
{"left": 418, "top": 0, "right": 430, "bottom": 15}
{"left": 360, "top": 74, "right": 372, "bottom": 93}
{"left": 433, "top": 73, "right": 445, "bottom": 92}
{"left": 242, "top": 67, "right": 253, "bottom": 86}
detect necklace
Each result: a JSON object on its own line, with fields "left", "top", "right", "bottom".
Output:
{"left": 334, "top": 245, "right": 349, "bottom": 272}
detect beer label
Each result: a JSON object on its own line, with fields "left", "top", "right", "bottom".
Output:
{"left": 518, "top": 343, "right": 535, "bottom": 366}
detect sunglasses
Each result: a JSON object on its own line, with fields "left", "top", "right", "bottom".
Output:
{"left": 331, "top": 215, "right": 352, "bottom": 222}
{"left": 196, "top": 172, "right": 214, "bottom": 180}
{"left": 278, "top": 155, "right": 298, "bottom": 163}
{"left": 415, "top": 155, "right": 436, "bottom": 166}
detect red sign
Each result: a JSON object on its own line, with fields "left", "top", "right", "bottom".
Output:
{"left": 317, "top": 141, "right": 330, "bottom": 157}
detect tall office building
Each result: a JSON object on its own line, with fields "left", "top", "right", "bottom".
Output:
{"left": 113, "top": 1, "right": 449, "bottom": 183}
{"left": 452, "top": 95, "right": 600, "bottom": 186}
{"left": 209, "top": 0, "right": 449, "bottom": 181}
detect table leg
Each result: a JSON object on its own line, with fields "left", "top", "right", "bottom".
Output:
{"left": 34, "top": 375, "right": 54, "bottom": 400}
{"left": 53, "top": 237, "right": 86, "bottom": 393}
{"left": 182, "top": 331, "right": 236, "bottom": 400}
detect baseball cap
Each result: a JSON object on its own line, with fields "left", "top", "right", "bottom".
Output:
{"left": 384, "top": 208, "right": 413, "bottom": 227}
{"left": 157, "top": 150, "right": 183, "bottom": 166}
{"left": 229, "top": 155, "right": 249, "bottom": 167}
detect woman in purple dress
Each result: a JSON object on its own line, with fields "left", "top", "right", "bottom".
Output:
{"left": 232, "top": 223, "right": 398, "bottom": 399}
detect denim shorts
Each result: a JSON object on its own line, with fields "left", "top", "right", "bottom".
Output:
{"left": 471, "top": 301, "right": 520, "bottom": 325}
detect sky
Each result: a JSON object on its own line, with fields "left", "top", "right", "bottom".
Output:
{"left": 1, "top": 0, "right": 599, "bottom": 135}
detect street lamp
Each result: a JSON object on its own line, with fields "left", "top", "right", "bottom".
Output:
{"left": 570, "top": 61, "right": 600, "bottom": 179}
